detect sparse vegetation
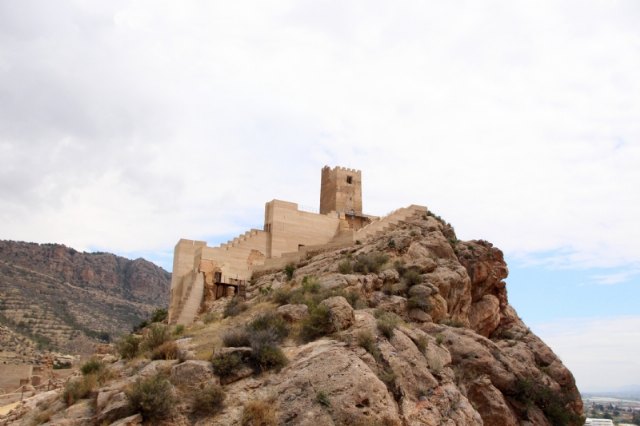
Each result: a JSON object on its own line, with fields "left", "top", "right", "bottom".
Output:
{"left": 356, "top": 330, "right": 381, "bottom": 361}
{"left": 192, "top": 383, "right": 226, "bottom": 415}
{"left": 300, "top": 304, "right": 332, "bottom": 342}
{"left": 62, "top": 374, "right": 96, "bottom": 405}
{"left": 80, "top": 358, "right": 104, "bottom": 376}
{"left": 338, "top": 259, "right": 353, "bottom": 274}
{"left": 407, "top": 295, "right": 431, "bottom": 311}
{"left": 435, "top": 334, "right": 444, "bottom": 346}
{"left": 116, "top": 333, "right": 141, "bottom": 359}
{"left": 284, "top": 263, "right": 296, "bottom": 280}
{"left": 211, "top": 352, "right": 244, "bottom": 378}
{"left": 150, "top": 308, "right": 168, "bottom": 323}
{"left": 353, "top": 252, "right": 389, "bottom": 274}
{"left": 126, "top": 373, "right": 175, "bottom": 421}
{"left": 316, "top": 390, "right": 331, "bottom": 407}
{"left": 242, "top": 400, "right": 277, "bottom": 426}
{"left": 224, "top": 296, "right": 248, "bottom": 318}
{"left": 512, "top": 378, "right": 583, "bottom": 426}
{"left": 150, "top": 340, "right": 179, "bottom": 360}
{"left": 141, "top": 323, "right": 170, "bottom": 352}
{"left": 223, "top": 328, "right": 251, "bottom": 347}
{"left": 414, "top": 335, "right": 428, "bottom": 353}
{"left": 376, "top": 312, "right": 400, "bottom": 339}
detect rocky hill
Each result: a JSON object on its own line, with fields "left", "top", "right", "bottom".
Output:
{"left": 0, "top": 241, "right": 170, "bottom": 356}
{"left": 0, "top": 213, "right": 584, "bottom": 425}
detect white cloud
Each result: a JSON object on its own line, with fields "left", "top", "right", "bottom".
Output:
{"left": 0, "top": 0, "right": 639, "bottom": 273}
{"left": 533, "top": 316, "right": 640, "bottom": 392}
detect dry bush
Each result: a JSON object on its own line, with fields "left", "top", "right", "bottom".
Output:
{"left": 150, "top": 340, "right": 179, "bottom": 360}
{"left": 62, "top": 374, "right": 96, "bottom": 406}
{"left": 192, "top": 383, "right": 226, "bottom": 415}
{"left": 242, "top": 400, "right": 277, "bottom": 426}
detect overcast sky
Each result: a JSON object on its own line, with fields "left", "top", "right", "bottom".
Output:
{"left": 1, "top": 0, "right": 639, "bottom": 392}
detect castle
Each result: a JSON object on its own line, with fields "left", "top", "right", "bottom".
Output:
{"left": 168, "top": 166, "right": 427, "bottom": 325}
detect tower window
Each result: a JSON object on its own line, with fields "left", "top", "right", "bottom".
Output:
{"left": 346, "top": 176, "right": 353, "bottom": 184}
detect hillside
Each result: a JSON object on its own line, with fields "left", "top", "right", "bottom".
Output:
{"left": 0, "top": 241, "right": 170, "bottom": 356}
{"left": 0, "top": 212, "right": 584, "bottom": 425}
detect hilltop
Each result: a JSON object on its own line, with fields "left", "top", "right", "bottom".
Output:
{"left": 0, "top": 241, "right": 170, "bottom": 357}
{"left": 0, "top": 212, "right": 584, "bottom": 425}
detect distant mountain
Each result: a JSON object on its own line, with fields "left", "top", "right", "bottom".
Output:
{"left": 0, "top": 240, "right": 171, "bottom": 356}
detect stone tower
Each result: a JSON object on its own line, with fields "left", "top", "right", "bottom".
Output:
{"left": 319, "top": 166, "right": 362, "bottom": 215}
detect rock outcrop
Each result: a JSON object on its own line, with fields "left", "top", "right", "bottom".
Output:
{"left": 0, "top": 212, "right": 583, "bottom": 425}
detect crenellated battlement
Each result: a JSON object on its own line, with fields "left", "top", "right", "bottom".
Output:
{"left": 322, "top": 165, "right": 361, "bottom": 174}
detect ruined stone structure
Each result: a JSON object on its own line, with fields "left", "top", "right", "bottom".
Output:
{"left": 168, "top": 166, "right": 427, "bottom": 325}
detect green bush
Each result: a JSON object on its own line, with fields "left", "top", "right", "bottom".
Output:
{"left": 211, "top": 352, "right": 244, "bottom": 378}
{"left": 174, "top": 324, "right": 185, "bottom": 336}
{"left": 356, "top": 331, "right": 381, "bottom": 362}
{"left": 223, "top": 328, "right": 251, "bottom": 347}
{"left": 192, "top": 383, "right": 226, "bottom": 415}
{"left": 284, "top": 263, "right": 296, "bottom": 280}
{"left": 150, "top": 308, "right": 168, "bottom": 323}
{"left": 414, "top": 335, "right": 428, "bottom": 353}
{"left": 62, "top": 374, "right": 96, "bottom": 406}
{"left": 126, "top": 374, "right": 174, "bottom": 421}
{"left": 316, "top": 390, "right": 331, "bottom": 407}
{"left": 224, "top": 297, "right": 248, "bottom": 318}
{"left": 273, "top": 288, "right": 293, "bottom": 305}
{"left": 80, "top": 358, "right": 104, "bottom": 376}
{"left": 376, "top": 312, "right": 399, "bottom": 339}
{"left": 251, "top": 342, "right": 288, "bottom": 372}
{"left": 141, "top": 323, "right": 170, "bottom": 352}
{"left": 407, "top": 295, "right": 431, "bottom": 311}
{"left": 301, "top": 276, "right": 321, "bottom": 293}
{"left": 300, "top": 305, "right": 332, "bottom": 342}
{"left": 338, "top": 259, "right": 353, "bottom": 274}
{"left": 247, "top": 312, "right": 289, "bottom": 343}
{"left": 402, "top": 269, "right": 423, "bottom": 287}
{"left": 512, "top": 379, "right": 583, "bottom": 426}
{"left": 353, "top": 252, "right": 389, "bottom": 274}
{"left": 116, "top": 333, "right": 141, "bottom": 359}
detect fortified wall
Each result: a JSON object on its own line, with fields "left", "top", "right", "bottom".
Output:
{"left": 168, "top": 166, "right": 426, "bottom": 325}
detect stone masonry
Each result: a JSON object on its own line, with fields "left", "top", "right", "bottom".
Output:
{"left": 168, "top": 166, "right": 427, "bottom": 325}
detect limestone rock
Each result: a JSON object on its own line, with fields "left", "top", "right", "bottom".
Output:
{"left": 319, "top": 296, "right": 355, "bottom": 332}
{"left": 95, "top": 391, "right": 134, "bottom": 425}
{"left": 467, "top": 376, "right": 519, "bottom": 426}
{"left": 170, "top": 360, "right": 215, "bottom": 386}
{"left": 277, "top": 304, "right": 309, "bottom": 322}
{"left": 274, "top": 340, "right": 400, "bottom": 425}
{"left": 108, "top": 413, "right": 143, "bottom": 426}
{"left": 469, "top": 294, "right": 501, "bottom": 337}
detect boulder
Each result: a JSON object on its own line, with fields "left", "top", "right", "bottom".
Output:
{"left": 277, "top": 304, "right": 309, "bottom": 322}
{"left": 108, "top": 413, "right": 143, "bottom": 426}
{"left": 319, "top": 296, "right": 354, "bottom": 332}
{"left": 469, "top": 294, "right": 501, "bottom": 337}
{"left": 170, "top": 360, "right": 215, "bottom": 386}
{"left": 95, "top": 391, "right": 134, "bottom": 425}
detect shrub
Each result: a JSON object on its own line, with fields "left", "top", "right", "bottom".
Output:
{"left": 377, "top": 367, "right": 397, "bottom": 394}
{"left": 211, "top": 352, "right": 243, "bottom": 378}
{"left": 141, "top": 323, "right": 170, "bottom": 352}
{"left": 223, "top": 328, "right": 251, "bottom": 347}
{"left": 247, "top": 312, "right": 289, "bottom": 343}
{"left": 251, "top": 342, "right": 288, "bottom": 372}
{"left": 242, "top": 400, "right": 277, "bottom": 426}
{"left": 126, "top": 374, "right": 174, "bottom": 421}
{"left": 192, "top": 383, "right": 226, "bottom": 415}
{"left": 272, "top": 288, "right": 292, "bottom": 305}
{"left": 353, "top": 252, "right": 389, "bottom": 274}
{"left": 174, "top": 324, "right": 185, "bottom": 336}
{"left": 203, "top": 311, "right": 219, "bottom": 324}
{"left": 150, "top": 308, "right": 168, "bottom": 323}
{"left": 402, "top": 269, "right": 422, "bottom": 287}
{"left": 116, "top": 333, "right": 141, "bottom": 359}
{"left": 338, "top": 259, "right": 353, "bottom": 274}
{"left": 224, "top": 297, "right": 248, "bottom": 318}
{"left": 80, "top": 358, "right": 104, "bottom": 376}
{"left": 512, "top": 379, "right": 583, "bottom": 426}
{"left": 407, "top": 296, "right": 431, "bottom": 311}
{"left": 150, "top": 340, "right": 179, "bottom": 360}
{"left": 415, "top": 335, "right": 428, "bottom": 353}
{"left": 301, "top": 276, "right": 321, "bottom": 293}
{"left": 62, "top": 374, "right": 96, "bottom": 406}
{"left": 356, "top": 331, "right": 380, "bottom": 362}
{"left": 376, "top": 312, "right": 399, "bottom": 339}
{"left": 435, "top": 334, "right": 444, "bottom": 346}
{"left": 299, "top": 305, "right": 332, "bottom": 342}
{"left": 284, "top": 263, "right": 296, "bottom": 280}
{"left": 316, "top": 390, "right": 331, "bottom": 407}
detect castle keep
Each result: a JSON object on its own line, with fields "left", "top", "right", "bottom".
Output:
{"left": 168, "top": 166, "right": 426, "bottom": 325}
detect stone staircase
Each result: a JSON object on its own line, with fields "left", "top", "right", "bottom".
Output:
{"left": 172, "top": 271, "right": 204, "bottom": 325}
{"left": 354, "top": 204, "right": 427, "bottom": 241}
{"left": 220, "top": 229, "right": 262, "bottom": 250}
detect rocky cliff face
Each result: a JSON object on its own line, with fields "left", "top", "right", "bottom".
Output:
{"left": 0, "top": 213, "right": 583, "bottom": 425}
{"left": 0, "top": 241, "right": 170, "bottom": 355}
